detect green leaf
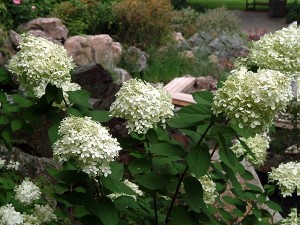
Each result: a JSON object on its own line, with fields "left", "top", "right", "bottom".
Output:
{"left": 89, "top": 197, "right": 118, "bottom": 225}
{"left": 74, "top": 205, "right": 89, "bottom": 218}
{"left": 113, "top": 196, "right": 140, "bottom": 210}
{"left": 223, "top": 196, "right": 246, "bottom": 212}
{"left": 148, "top": 143, "right": 187, "bottom": 159}
{"left": 187, "top": 145, "right": 210, "bottom": 177}
{"left": 128, "top": 158, "right": 151, "bottom": 175}
{"left": 48, "top": 123, "right": 60, "bottom": 146}
{"left": 171, "top": 206, "right": 199, "bottom": 225}
{"left": 11, "top": 118, "right": 23, "bottom": 132}
{"left": 180, "top": 129, "right": 201, "bottom": 144}
{"left": 245, "top": 183, "right": 263, "bottom": 193}
{"left": 45, "top": 84, "right": 63, "bottom": 104}
{"left": 0, "top": 68, "right": 9, "bottom": 82}
{"left": 51, "top": 170, "right": 90, "bottom": 185}
{"left": 168, "top": 104, "right": 212, "bottom": 128}
{"left": 0, "top": 91, "right": 7, "bottom": 103}
{"left": 79, "top": 215, "right": 103, "bottom": 225}
{"left": 257, "top": 194, "right": 266, "bottom": 204}
{"left": 2, "top": 129, "right": 12, "bottom": 146}
{"left": 109, "top": 162, "right": 124, "bottom": 181}
{"left": 2, "top": 103, "right": 20, "bottom": 113}
{"left": 237, "top": 137, "right": 256, "bottom": 159}
{"left": 67, "top": 90, "right": 91, "bottom": 108}
{"left": 66, "top": 107, "right": 82, "bottom": 117}
{"left": 136, "top": 173, "right": 170, "bottom": 190}
{"left": 100, "top": 176, "right": 135, "bottom": 195}
{"left": 12, "top": 94, "right": 33, "bottom": 107}
{"left": 85, "top": 110, "right": 111, "bottom": 123}
{"left": 192, "top": 91, "right": 213, "bottom": 106}
{"left": 264, "top": 201, "right": 282, "bottom": 212}
{"left": 183, "top": 176, "right": 206, "bottom": 213}
{"left": 0, "top": 116, "right": 10, "bottom": 125}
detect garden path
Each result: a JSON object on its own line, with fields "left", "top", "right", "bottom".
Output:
{"left": 233, "top": 10, "right": 288, "bottom": 34}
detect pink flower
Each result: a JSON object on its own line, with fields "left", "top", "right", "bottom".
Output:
{"left": 13, "top": 0, "right": 22, "bottom": 5}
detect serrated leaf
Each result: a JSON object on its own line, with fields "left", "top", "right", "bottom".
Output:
{"left": 187, "top": 145, "right": 210, "bottom": 177}
{"left": 10, "top": 118, "right": 23, "bottom": 132}
{"left": 12, "top": 94, "right": 33, "bottom": 107}
{"left": 0, "top": 116, "right": 10, "bottom": 125}
{"left": 85, "top": 110, "right": 111, "bottom": 123}
{"left": 67, "top": 90, "right": 91, "bottom": 108}
{"left": 128, "top": 158, "right": 151, "bottom": 175}
{"left": 183, "top": 176, "right": 205, "bottom": 213}
{"left": 66, "top": 107, "right": 82, "bottom": 116}
{"left": 264, "top": 201, "right": 282, "bottom": 212}
{"left": 149, "top": 143, "right": 186, "bottom": 159}
{"left": 136, "top": 173, "right": 170, "bottom": 190}
{"left": 168, "top": 104, "right": 212, "bottom": 128}
{"left": 48, "top": 123, "right": 60, "bottom": 146}
{"left": 100, "top": 176, "right": 135, "bottom": 195}
{"left": 192, "top": 91, "right": 213, "bottom": 105}
{"left": 2, "top": 129, "right": 12, "bottom": 146}
{"left": 171, "top": 206, "right": 199, "bottom": 225}
{"left": 89, "top": 197, "right": 118, "bottom": 225}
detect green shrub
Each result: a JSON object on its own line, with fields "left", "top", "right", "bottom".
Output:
{"left": 3, "top": 0, "right": 60, "bottom": 29}
{"left": 171, "top": 7, "right": 201, "bottom": 38}
{"left": 112, "top": 0, "right": 174, "bottom": 49}
{"left": 171, "top": 0, "right": 188, "bottom": 9}
{"left": 51, "top": 0, "right": 98, "bottom": 35}
{"left": 286, "top": 0, "right": 300, "bottom": 23}
{"left": 196, "top": 7, "right": 241, "bottom": 34}
{"left": 0, "top": 3, "right": 13, "bottom": 31}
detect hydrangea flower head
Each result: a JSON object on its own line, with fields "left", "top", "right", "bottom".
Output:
{"left": 14, "top": 179, "right": 41, "bottom": 205}
{"left": 212, "top": 68, "right": 293, "bottom": 133}
{"left": 53, "top": 116, "right": 121, "bottom": 177}
{"left": 268, "top": 161, "right": 300, "bottom": 197}
{"left": 0, "top": 204, "right": 23, "bottom": 225}
{"left": 280, "top": 208, "right": 300, "bottom": 225}
{"left": 231, "top": 133, "right": 270, "bottom": 167}
{"left": 33, "top": 204, "right": 57, "bottom": 223}
{"left": 198, "top": 175, "right": 218, "bottom": 205}
{"left": 110, "top": 79, "right": 174, "bottom": 134}
{"left": 8, "top": 34, "right": 75, "bottom": 97}
{"left": 246, "top": 22, "right": 300, "bottom": 76}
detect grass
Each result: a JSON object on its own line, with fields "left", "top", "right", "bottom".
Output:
{"left": 187, "top": 0, "right": 294, "bottom": 10}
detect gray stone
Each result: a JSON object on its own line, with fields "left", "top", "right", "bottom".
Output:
{"left": 17, "top": 17, "right": 68, "bottom": 43}
{"left": 8, "top": 30, "right": 22, "bottom": 49}
{"left": 71, "top": 63, "right": 113, "bottom": 99}
{"left": 113, "top": 68, "right": 132, "bottom": 84}
{"left": 124, "top": 46, "right": 149, "bottom": 73}
{"left": 64, "top": 35, "right": 117, "bottom": 71}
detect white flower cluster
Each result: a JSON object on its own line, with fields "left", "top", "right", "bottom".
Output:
{"left": 0, "top": 204, "right": 23, "bottom": 225}
{"left": 8, "top": 34, "right": 80, "bottom": 98}
{"left": 108, "top": 179, "right": 143, "bottom": 201}
{"left": 280, "top": 208, "right": 300, "bottom": 225}
{"left": 198, "top": 175, "right": 218, "bottom": 205}
{"left": 110, "top": 79, "right": 174, "bottom": 134}
{"left": 53, "top": 116, "right": 121, "bottom": 177}
{"left": 14, "top": 179, "right": 41, "bottom": 205}
{"left": 247, "top": 22, "right": 300, "bottom": 76}
{"left": 0, "top": 157, "right": 20, "bottom": 171}
{"left": 212, "top": 68, "right": 293, "bottom": 133}
{"left": 268, "top": 161, "right": 300, "bottom": 197}
{"left": 231, "top": 133, "right": 270, "bottom": 167}
{"left": 0, "top": 204, "right": 56, "bottom": 225}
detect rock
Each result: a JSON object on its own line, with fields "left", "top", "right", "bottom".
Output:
{"left": 0, "top": 145, "right": 60, "bottom": 180}
{"left": 195, "top": 76, "right": 217, "bottom": 91}
{"left": 179, "top": 50, "right": 195, "bottom": 61}
{"left": 113, "top": 68, "right": 132, "bottom": 84}
{"left": 172, "top": 32, "right": 190, "bottom": 49}
{"left": 124, "top": 46, "right": 149, "bottom": 73}
{"left": 91, "top": 83, "right": 121, "bottom": 110}
{"left": 65, "top": 35, "right": 117, "bottom": 70}
{"left": 8, "top": 30, "right": 22, "bottom": 49}
{"left": 17, "top": 17, "right": 68, "bottom": 44}
{"left": 112, "top": 42, "right": 123, "bottom": 65}
{"left": 72, "top": 63, "right": 112, "bottom": 98}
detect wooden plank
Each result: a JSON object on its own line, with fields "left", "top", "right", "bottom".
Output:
{"left": 164, "top": 77, "right": 195, "bottom": 93}
{"left": 170, "top": 92, "right": 195, "bottom": 106}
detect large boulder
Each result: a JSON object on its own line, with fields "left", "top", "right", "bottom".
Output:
{"left": 17, "top": 17, "right": 68, "bottom": 44}
{"left": 71, "top": 63, "right": 121, "bottom": 110}
{"left": 123, "top": 46, "right": 149, "bottom": 73}
{"left": 64, "top": 35, "right": 122, "bottom": 71}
